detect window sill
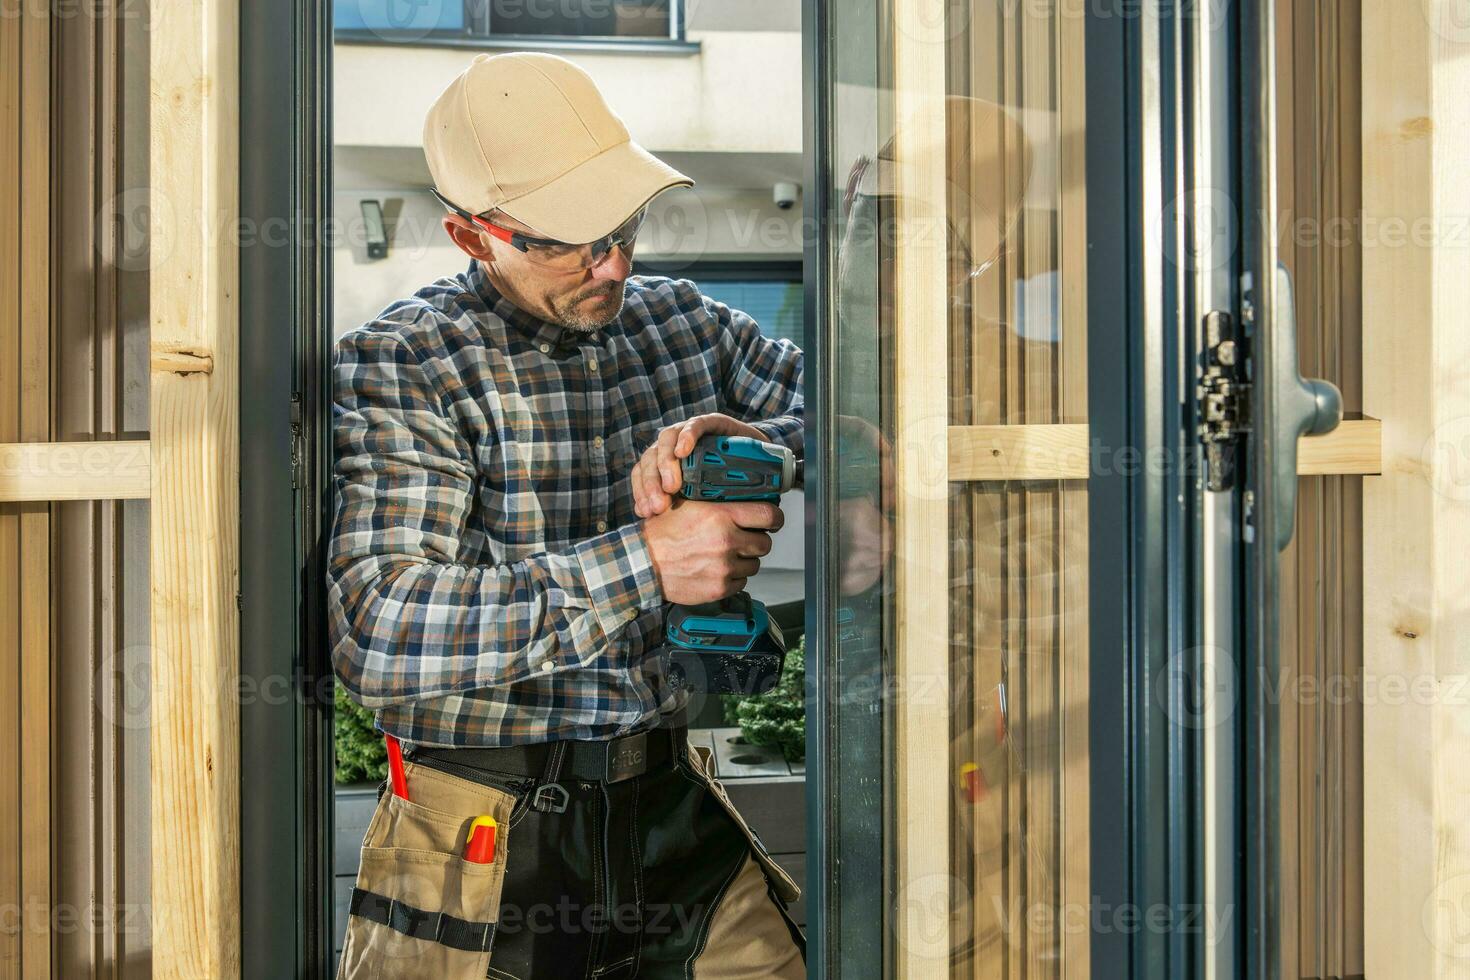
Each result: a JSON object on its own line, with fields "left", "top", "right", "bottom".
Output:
{"left": 333, "top": 30, "right": 701, "bottom": 56}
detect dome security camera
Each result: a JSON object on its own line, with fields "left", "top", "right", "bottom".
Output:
{"left": 773, "top": 181, "right": 800, "bottom": 211}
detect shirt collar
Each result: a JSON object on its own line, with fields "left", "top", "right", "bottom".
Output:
{"left": 466, "top": 260, "right": 588, "bottom": 350}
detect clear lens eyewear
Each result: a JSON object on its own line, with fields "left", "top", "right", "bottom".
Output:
{"left": 432, "top": 188, "right": 645, "bottom": 272}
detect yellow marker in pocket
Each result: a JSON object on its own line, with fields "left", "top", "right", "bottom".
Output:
{"left": 464, "top": 815, "right": 497, "bottom": 864}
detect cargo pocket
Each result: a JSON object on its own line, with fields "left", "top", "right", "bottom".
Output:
{"left": 685, "top": 740, "right": 802, "bottom": 907}
{"left": 337, "top": 765, "right": 517, "bottom": 979}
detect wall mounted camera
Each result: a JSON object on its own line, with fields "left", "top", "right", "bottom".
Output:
{"left": 773, "top": 181, "right": 800, "bottom": 211}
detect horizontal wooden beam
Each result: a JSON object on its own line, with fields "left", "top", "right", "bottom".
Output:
{"left": 949, "top": 423, "right": 1091, "bottom": 481}
{"left": 948, "top": 419, "right": 1383, "bottom": 482}
{"left": 1297, "top": 416, "right": 1382, "bottom": 476}
{"left": 0, "top": 441, "right": 151, "bottom": 502}
{"left": 0, "top": 423, "right": 1381, "bottom": 500}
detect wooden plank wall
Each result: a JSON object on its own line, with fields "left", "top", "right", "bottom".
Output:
{"left": 1274, "top": 1, "right": 1366, "bottom": 976}
{"left": 0, "top": 2, "right": 52, "bottom": 976}
{"left": 1361, "top": 0, "right": 1470, "bottom": 974}
{"left": 148, "top": 0, "right": 241, "bottom": 973}
{"left": 51, "top": 1, "right": 155, "bottom": 976}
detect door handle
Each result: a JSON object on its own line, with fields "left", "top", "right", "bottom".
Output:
{"left": 1271, "top": 265, "right": 1343, "bottom": 551}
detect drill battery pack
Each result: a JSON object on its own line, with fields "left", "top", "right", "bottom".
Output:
{"left": 663, "top": 593, "right": 787, "bottom": 696}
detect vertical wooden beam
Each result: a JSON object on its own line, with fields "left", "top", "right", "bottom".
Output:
{"left": 17, "top": 2, "right": 51, "bottom": 975}
{"left": 0, "top": 2, "right": 52, "bottom": 976}
{"left": 148, "top": 0, "right": 240, "bottom": 974}
{"left": 1056, "top": 2, "right": 1091, "bottom": 976}
{"left": 1361, "top": 1, "right": 1470, "bottom": 975}
{"left": 892, "top": 0, "right": 952, "bottom": 971}
{"left": 0, "top": 9, "right": 19, "bottom": 973}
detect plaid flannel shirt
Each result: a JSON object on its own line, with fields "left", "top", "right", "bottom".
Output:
{"left": 328, "top": 261, "right": 804, "bottom": 747}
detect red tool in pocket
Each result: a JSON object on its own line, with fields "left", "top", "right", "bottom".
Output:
{"left": 384, "top": 733, "right": 409, "bottom": 800}
{"left": 464, "top": 816, "right": 497, "bottom": 864}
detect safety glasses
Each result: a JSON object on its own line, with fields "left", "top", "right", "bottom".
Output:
{"left": 431, "top": 188, "right": 645, "bottom": 272}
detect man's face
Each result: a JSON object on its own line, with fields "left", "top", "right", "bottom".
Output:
{"left": 444, "top": 209, "right": 634, "bottom": 332}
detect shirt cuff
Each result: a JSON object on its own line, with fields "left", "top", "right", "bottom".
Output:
{"left": 572, "top": 522, "right": 665, "bottom": 640}
{"left": 749, "top": 416, "right": 804, "bottom": 459}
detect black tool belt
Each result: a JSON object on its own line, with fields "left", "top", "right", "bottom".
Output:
{"left": 412, "top": 724, "right": 686, "bottom": 789}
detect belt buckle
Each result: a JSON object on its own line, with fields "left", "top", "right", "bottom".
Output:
{"left": 605, "top": 732, "right": 648, "bottom": 783}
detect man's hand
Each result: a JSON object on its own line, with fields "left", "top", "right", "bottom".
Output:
{"left": 631, "top": 413, "right": 769, "bottom": 519}
{"left": 838, "top": 497, "right": 891, "bottom": 595}
{"left": 643, "top": 499, "right": 784, "bottom": 605}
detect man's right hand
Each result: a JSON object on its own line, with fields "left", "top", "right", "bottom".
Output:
{"left": 642, "top": 499, "right": 783, "bottom": 605}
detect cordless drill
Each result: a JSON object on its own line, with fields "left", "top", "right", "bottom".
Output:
{"left": 662, "top": 435, "right": 802, "bottom": 697}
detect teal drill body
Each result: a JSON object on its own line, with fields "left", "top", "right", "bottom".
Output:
{"left": 662, "top": 435, "right": 800, "bottom": 696}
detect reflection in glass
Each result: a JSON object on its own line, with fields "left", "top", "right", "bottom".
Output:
{"left": 827, "top": 1, "right": 1090, "bottom": 975}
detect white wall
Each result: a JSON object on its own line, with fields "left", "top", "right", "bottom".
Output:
{"left": 332, "top": 186, "right": 804, "bottom": 338}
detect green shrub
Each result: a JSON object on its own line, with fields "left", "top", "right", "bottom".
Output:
{"left": 334, "top": 684, "right": 387, "bottom": 785}
{"left": 724, "top": 635, "right": 806, "bottom": 763}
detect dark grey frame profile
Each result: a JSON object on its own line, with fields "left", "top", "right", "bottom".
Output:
{"left": 801, "top": 0, "right": 834, "bottom": 971}
{"left": 1239, "top": 0, "right": 1280, "bottom": 971}
{"left": 1087, "top": 0, "right": 1213, "bottom": 976}
{"left": 239, "top": 0, "right": 336, "bottom": 974}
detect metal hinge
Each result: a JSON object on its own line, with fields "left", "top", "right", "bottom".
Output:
{"left": 290, "top": 393, "right": 306, "bottom": 490}
{"left": 1197, "top": 310, "right": 1249, "bottom": 492}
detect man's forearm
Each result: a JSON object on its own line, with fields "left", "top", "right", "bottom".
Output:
{"left": 329, "top": 522, "right": 662, "bottom": 708}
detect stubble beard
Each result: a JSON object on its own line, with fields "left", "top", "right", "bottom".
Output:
{"left": 554, "top": 281, "right": 627, "bottom": 333}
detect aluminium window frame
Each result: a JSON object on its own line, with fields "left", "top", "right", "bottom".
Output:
{"left": 240, "top": 0, "right": 336, "bottom": 975}
{"left": 333, "top": 0, "right": 700, "bottom": 55}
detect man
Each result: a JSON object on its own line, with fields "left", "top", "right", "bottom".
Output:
{"left": 329, "top": 52, "right": 805, "bottom": 979}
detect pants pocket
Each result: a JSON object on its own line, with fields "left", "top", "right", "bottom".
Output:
{"left": 338, "top": 768, "right": 517, "bottom": 979}
{"left": 684, "top": 740, "right": 802, "bottom": 907}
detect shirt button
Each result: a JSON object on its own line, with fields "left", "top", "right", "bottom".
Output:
{"left": 540, "top": 660, "right": 555, "bottom": 673}
{"left": 596, "top": 520, "right": 608, "bottom": 532}
{"left": 626, "top": 609, "right": 639, "bottom": 622}
{"left": 592, "top": 436, "right": 604, "bottom": 449}
{"left": 587, "top": 358, "right": 599, "bottom": 372}
{"left": 539, "top": 343, "right": 551, "bottom": 354}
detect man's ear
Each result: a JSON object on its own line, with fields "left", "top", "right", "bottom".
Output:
{"left": 443, "top": 213, "right": 495, "bottom": 263}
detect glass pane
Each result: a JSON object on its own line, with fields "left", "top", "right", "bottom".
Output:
{"left": 487, "top": 0, "right": 671, "bottom": 39}
{"left": 826, "top": 0, "right": 1090, "bottom": 974}
{"left": 700, "top": 279, "right": 805, "bottom": 349}
{"left": 333, "top": 0, "right": 466, "bottom": 34}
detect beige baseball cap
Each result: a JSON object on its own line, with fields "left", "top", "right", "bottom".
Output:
{"left": 423, "top": 52, "right": 693, "bottom": 245}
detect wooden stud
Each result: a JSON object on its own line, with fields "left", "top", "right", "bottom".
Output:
{"left": 148, "top": 0, "right": 241, "bottom": 972}
{"left": 150, "top": 343, "right": 216, "bottom": 376}
{"left": 20, "top": 10, "right": 49, "bottom": 972}
{"left": 948, "top": 424, "right": 1091, "bottom": 482}
{"left": 0, "top": 442, "right": 151, "bottom": 502}
{"left": 1361, "top": 1, "right": 1470, "bottom": 973}
{"left": 0, "top": 6, "right": 22, "bottom": 972}
{"left": 1297, "top": 418, "right": 1381, "bottom": 477}
{"left": 947, "top": 420, "right": 1383, "bottom": 482}
{"left": 891, "top": 0, "right": 953, "bottom": 971}
{"left": 1056, "top": 3, "right": 1092, "bottom": 974}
